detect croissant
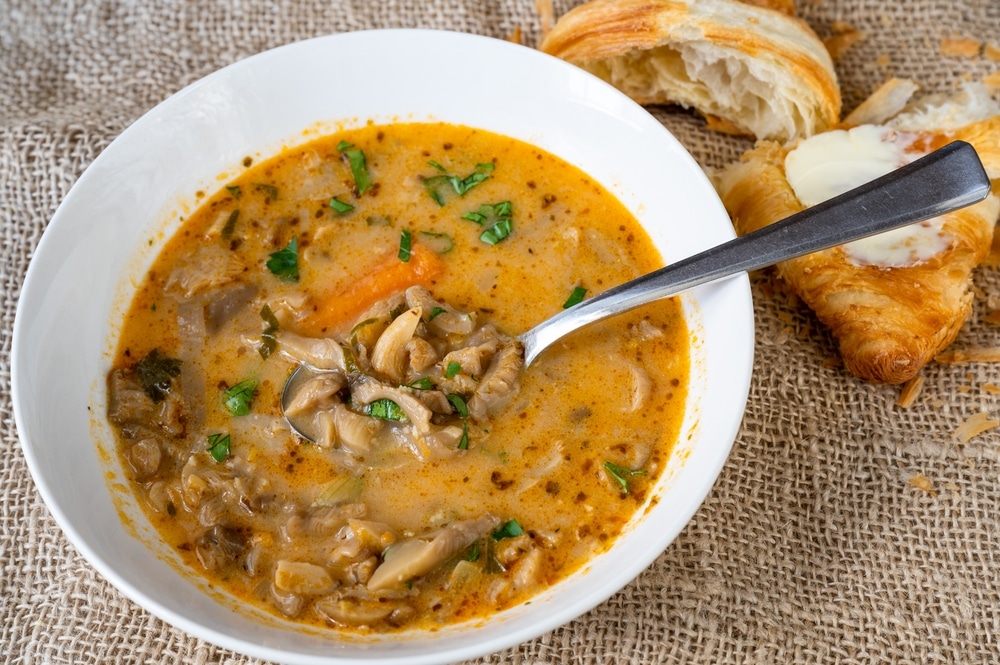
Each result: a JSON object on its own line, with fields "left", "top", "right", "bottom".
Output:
{"left": 716, "top": 84, "right": 1000, "bottom": 384}
{"left": 538, "top": 0, "right": 840, "bottom": 143}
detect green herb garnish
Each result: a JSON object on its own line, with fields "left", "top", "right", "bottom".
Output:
{"left": 365, "top": 399, "right": 407, "bottom": 422}
{"left": 563, "top": 286, "right": 587, "bottom": 309}
{"left": 447, "top": 393, "right": 469, "bottom": 418}
{"left": 223, "top": 378, "right": 257, "bottom": 416}
{"left": 207, "top": 433, "right": 231, "bottom": 463}
{"left": 445, "top": 361, "right": 462, "bottom": 379}
{"left": 134, "top": 348, "right": 182, "bottom": 403}
{"left": 254, "top": 183, "right": 278, "bottom": 201}
{"left": 604, "top": 461, "right": 647, "bottom": 495}
{"left": 464, "top": 540, "right": 480, "bottom": 562}
{"left": 258, "top": 304, "right": 280, "bottom": 359}
{"left": 464, "top": 201, "right": 513, "bottom": 245}
{"left": 226, "top": 185, "right": 242, "bottom": 200}
{"left": 221, "top": 209, "right": 240, "bottom": 239}
{"left": 398, "top": 229, "right": 412, "bottom": 262}
{"left": 492, "top": 519, "right": 523, "bottom": 541}
{"left": 329, "top": 196, "right": 354, "bottom": 214}
{"left": 428, "top": 307, "right": 446, "bottom": 321}
{"left": 479, "top": 218, "right": 513, "bottom": 246}
{"left": 423, "top": 162, "right": 494, "bottom": 206}
{"left": 419, "top": 230, "right": 454, "bottom": 254}
{"left": 266, "top": 236, "right": 299, "bottom": 282}
{"left": 458, "top": 421, "right": 470, "bottom": 450}
{"left": 338, "top": 141, "right": 372, "bottom": 195}
{"left": 408, "top": 377, "right": 433, "bottom": 390}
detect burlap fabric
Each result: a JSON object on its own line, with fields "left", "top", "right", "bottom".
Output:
{"left": 3, "top": 1, "right": 1000, "bottom": 663}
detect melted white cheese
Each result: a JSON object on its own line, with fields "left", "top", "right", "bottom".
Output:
{"left": 784, "top": 124, "right": 951, "bottom": 268}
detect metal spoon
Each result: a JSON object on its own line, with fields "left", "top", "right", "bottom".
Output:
{"left": 282, "top": 140, "right": 991, "bottom": 439}
{"left": 520, "top": 140, "right": 991, "bottom": 366}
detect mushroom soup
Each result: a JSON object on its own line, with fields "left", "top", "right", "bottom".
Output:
{"left": 106, "top": 122, "right": 690, "bottom": 632}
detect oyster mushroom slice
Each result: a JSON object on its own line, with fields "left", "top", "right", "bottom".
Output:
{"left": 278, "top": 331, "right": 347, "bottom": 371}
{"left": 370, "top": 306, "right": 422, "bottom": 384}
{"left": 367, "top": 514, "right": 501, "bottom": 591}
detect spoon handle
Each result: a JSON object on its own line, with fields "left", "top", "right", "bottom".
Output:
{"left": 521, "top": 140, "right": 992, "bottom": 366}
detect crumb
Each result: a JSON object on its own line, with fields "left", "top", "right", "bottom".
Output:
{"left": 984, "top": 383, "right": 1000, "bottom": 395}
{"left": 986, "top": 44, "right": 1000, "bottom": 62}
{"left": 935, "top": 347, "right": 1000, "bottom": 364}
{"left": 824, "top": 22, "right": 865, "bottom": 60}
{"left": 940, "top": 37, "right": 982, "bottom": 58}
{"left": 984, "top": 310, "right": 1000, "bottom": 325}
{"left": 897, "top": 375, "right": 924, "bottom": 408}
{"left": 908, "top": 473, "right": 937, "bottom": 496}
{"left": 954, "top": 411, "right": 1000, "bottom": 444}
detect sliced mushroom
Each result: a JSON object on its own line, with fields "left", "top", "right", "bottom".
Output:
{"left": 370, "top": 306, "right": 422, "bottom": 384}
{"left": 284, "top": 373, "right": 345, "bottom": 417}
{"left": 315, "top": 596, "right": 395, "bottom": 627}
{"left": 367, "top": 514, "right": 500, "bottom": 591}
{"left": 278, "top": 331, "right": 347, "bottom": 371}
{"left": 274, "top": 560, "right": 337, "bottom": 595}
{"left": 330, "top": 403, "right": 383, "bottom": 456}
{"left": 468, "top": 340, "right": 524, "bottom": 420}
{"left": 405, "top": 285, "right": 476, "bottom": 335}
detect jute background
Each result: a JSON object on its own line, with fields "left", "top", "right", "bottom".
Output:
{"left": 3, "top": 1, "right": 1000, "bottom": 663}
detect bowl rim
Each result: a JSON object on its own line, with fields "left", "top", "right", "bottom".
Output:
{"left": 11, "top": 27, "right": 753, "bottom": 664}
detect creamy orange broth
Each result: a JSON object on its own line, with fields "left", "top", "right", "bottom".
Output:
{"left": 108, "top": 122, "right": 689, "bottom": 632}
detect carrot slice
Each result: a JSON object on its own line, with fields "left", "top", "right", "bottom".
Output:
{"left": 295, "top": 244, "right": 445, "bottom": 336}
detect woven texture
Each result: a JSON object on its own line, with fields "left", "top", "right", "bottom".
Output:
{"left": 3, "top": 1, "right": 1000, "bottom": 663}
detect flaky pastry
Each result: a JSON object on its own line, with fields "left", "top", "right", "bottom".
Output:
{"left": 538, "top": 0, "right": 840, "bottom": 143}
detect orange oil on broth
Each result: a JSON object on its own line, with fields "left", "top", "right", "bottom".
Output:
{"left": 110, "top": 122, "right": 690, "bottom": 632}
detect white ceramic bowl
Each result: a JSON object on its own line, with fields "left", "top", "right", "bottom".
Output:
{"left": 12, "top": 29, "right": 753, "bottom": 664}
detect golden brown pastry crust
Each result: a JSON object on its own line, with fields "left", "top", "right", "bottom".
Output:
{"left": 718, "top": 117, "right": 1000, "bottom": 384}
{"left": 538, "top": 0, "right": 839, "bottom": 143}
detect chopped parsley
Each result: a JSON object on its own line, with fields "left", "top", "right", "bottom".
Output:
{"left": 223, "top": 379, "right": 257, "bottom": 416}
{"left": 604, "top": 461, "right": 647, "bottom": 495}
{"left": 207, "top": 433, "right": 231, "bottom": 463}
{"left": 329, "top": 196, "right": 354, "bottom": 214}
{"left": 446, "top": 393, "right": 469, "bottom": 418}
{"left": 445, "top": 361, "right": 462, "bottom": 379}
{"left": 365, "top": 399, "right": 407, "bottom": 422}
{"left": 464, "top": 201, "right": 513, "bottom": 245}
{"left": 134, "top": 348, "right": 182, "bottom": 403}
{"left": 492, "top": 519, "right": 523, "bottom": 540}
{"left": 408, "top": 377, "right": 433, "bottom": 390}
{"left": 254, "top": 183, "right": 278, "bottom": 201}
{"left": 479, "top": 218, "right": 513, "bottom": 246}
{"left": 266, "top": 236, "right": 299, "bottom": 282}
{"left": 428, "top": 306, "right": 446, "bottom": 321}
{"left": 563, "top": 286, "right": 587, "bottom": 309}
{"left": 458, "top": 421, "right": 469, "bottom": 450}
{"left": 423, "top": 162, "right": 494, "bottom": 206}
{"left": 226, "top": 185, "right": 242, "bottom": 200}
{"left": 221, "top": 209, "right": 240, "bottom": 239}
{"left": 398, "top": 229, "right": 412, "bottom": 262}
{"left": 338, "top": 141, "right": 373, "bottom": 195}
{"left": 258, "top": 304, "right": 280, "bottom": 359}
{"left": 419, "top": 230, "right": 454, "bottom": 254}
